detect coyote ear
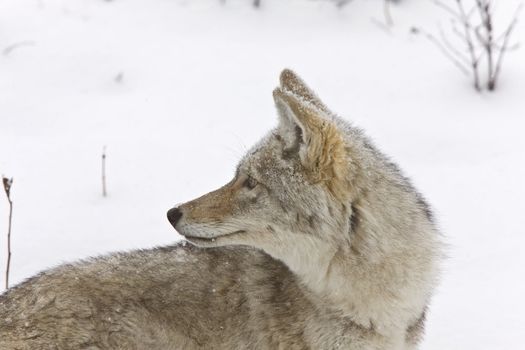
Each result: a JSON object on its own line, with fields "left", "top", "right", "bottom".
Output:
{"left": 279, "top": 69, "right": 332, "bottom": 116}
{"left": 273, "top": 88, "right": 347, "bottom": 193}
{"left": 273, "top": 88, "right": 329, "bottom": 156}
{"left": 273, "top": 88, "right": 307, "bottom": 151}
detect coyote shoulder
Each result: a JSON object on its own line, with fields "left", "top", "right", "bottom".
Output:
{"left": 0, "top": 70, "right": 441, "bottom": 350}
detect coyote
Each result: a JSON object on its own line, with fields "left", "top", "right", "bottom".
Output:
{"left": 0, "top": 70, "right": 441, "bottom": 350}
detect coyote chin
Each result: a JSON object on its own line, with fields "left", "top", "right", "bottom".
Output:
{"left": 1, "top": 69, "right": 441, "bottom": 350}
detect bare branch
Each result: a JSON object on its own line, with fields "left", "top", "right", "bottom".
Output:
{"left": 431, "top": 0, "right": 521, "bottom": 91}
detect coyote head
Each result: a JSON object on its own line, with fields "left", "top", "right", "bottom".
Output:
{"left": 167, "top": 69, "right": 364, "bottom": 274}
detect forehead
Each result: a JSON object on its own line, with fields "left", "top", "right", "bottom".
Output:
{"left": 237, "top": 130, "right": 284, "bottom": 174}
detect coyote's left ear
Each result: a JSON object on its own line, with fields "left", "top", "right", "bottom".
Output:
{"left": 279, "top": 69, "right": 332, "bottom": 116}
{"left": 273, "top": 88, "right": 348, "bottom": 195}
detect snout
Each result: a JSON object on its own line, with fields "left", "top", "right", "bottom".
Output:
{"left": 167, "top": 207, "right": 183, "bottom": 228}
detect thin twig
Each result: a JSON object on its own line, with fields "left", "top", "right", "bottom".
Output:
{"left": 434, "top": 0, "right": 462, "bottom": 19}
{"left": 417, "top": 28, "right": 471, "bottom": 75}
{"left": 439, "top": 24, "right": 472, "bottom": 65}
{"left": 491, "top": 2, "right": 523, "bottom": 90}
{"left": 3, "top": 41, "right": 35, "bottom": 56}
{"left": 102, "top": 146, "right": 107, "bottom": 197}
{"left": 371, "top": 17, "right": 393, "bottom": 35}
{"left": 335, "top": 0, "right": 353, "bottom": 8}
{"left": 2, "top": 176, "right": 13, "bottom": 290}
{"left": 457, "top": 0, "right": 482, "bottom": 90}
{"left": 451, "top": 20, "right": 469, "bottom": 42}
{"left": 434, "top": 0, "right": 477, "bottom": 25}
{"left": 383, "top": 0, "right": 394, "bottom": 27}
{"left": 493, "top": 42, "right": 520, "bottom": 51}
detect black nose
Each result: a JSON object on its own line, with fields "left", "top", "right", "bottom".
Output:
{"left": 167, "top": 207, "right": 183, "bottom": 227}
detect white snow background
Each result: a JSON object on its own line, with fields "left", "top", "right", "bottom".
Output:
{"left": 1, "top": 0, "right": 524, "bottom": 348}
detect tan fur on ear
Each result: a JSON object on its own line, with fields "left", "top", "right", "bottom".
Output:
{"left": 279, "top": 69, "right": 332, "bottom": 115}
{"left": 273, "top": 88, "right": 350, "bottom": 201}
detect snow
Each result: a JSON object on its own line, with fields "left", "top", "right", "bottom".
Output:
{"left": 1, "top": 0, "right": 524, "bottom": 348}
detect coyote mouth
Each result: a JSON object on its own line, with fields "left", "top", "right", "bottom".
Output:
{"left": 183, "top": 230, "right": 246, "bottom": 245}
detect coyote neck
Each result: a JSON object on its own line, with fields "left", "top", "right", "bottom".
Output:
{"left": 287, "top": 245, "right": 414, "bottom": 337}
{"left": 265, "top": 218, "right": 428, "bottom": 339}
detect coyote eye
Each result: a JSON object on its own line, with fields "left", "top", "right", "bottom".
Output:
{"left": 242, "top": 176, "right": 258, "bottom": 190}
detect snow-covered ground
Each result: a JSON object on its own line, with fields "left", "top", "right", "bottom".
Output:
{"left": 1, "top": 0, "right": 524, "bottom": 348}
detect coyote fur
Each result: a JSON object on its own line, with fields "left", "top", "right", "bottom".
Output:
{"left": 0, "top": 69, "right": 441, "bottom": 349}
